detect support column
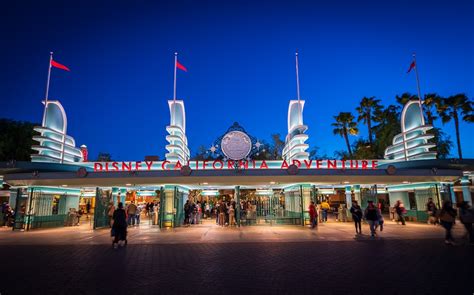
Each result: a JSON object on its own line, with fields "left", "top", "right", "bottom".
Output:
{"left": 299, "top": 185, "right": 304, "bottom": 226}
{"left": 93, "top": 187, "right": 99, "bottom": 230}
{"left": 12, "top": 188, "right": 22, "bottom": 231}
{"left": 449, "top": 184, "right": 457, "bottom": 205}
{"left": 352, "top": 185, "right": 361, "bottom": 204}
{"left": 112, "top": 187, "right": 120, "bottom": 206}
{"left": 158, "top": 186, "right": 165, "bottom": 228}
{"left": 301, "top": 185, "right": 311, "bottom": 226}
{"left": 311, "top": 185, "right": 317, "bottom": 203}
{"left": 25, "top": 187, "right": 34, "bottom": 231}
{"left": 235, "top": 186, "right": 241, "bottom": 227}
{"left": 460, "top": 176, "right": 471, "bottom": 205}
{"left": 345, "top": 186, "right": 353, "bottom": 220}
{"left": 161, "top": 185, "right": 176, "bottom": 228}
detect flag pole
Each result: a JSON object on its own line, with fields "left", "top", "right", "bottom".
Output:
{"left": 295, "top": 51, "right": 302, "bottom": 125}
{"left": 173, "top": 52, "right": 178, "bottom": 102}
{"left": 412, "top": 52, "right": 425, "bottom": 124}
{"left": 171, "top": 52, "right": 178, "bottom": 126}
{"left": 42, "top": 52, "right": 53, "bottom": 126}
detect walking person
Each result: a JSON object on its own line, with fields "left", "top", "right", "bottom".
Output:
{"left": 86, "top": 201, "right": 91, "bottom": 219}
{"left": 112, "top": 202, "right": 128, "bottom": 249}
{"left": 135, "top": 203, "right": 142, "bottom": 226}
{"left": 149, "top": 202, "right": 155, "bottom": 224}
{"left": 219, "top": 200, "right": 226, "bottom": 227}
{"left": 458, "top": 201, "right": 474, "bottom": 245}
{"left": 184, "top": 200, "right": 191, "bottom": 226}
{"left": 350, "top": 201, "right": 363, "bottom": 234}
{"left": 338, "top": 204, "right": 347, "bottom": 222}
{"left": 309, "top": 201, "right": 317, "bottom": 229}
{"left": 126, "top": 201, "right": 138, "bottom": 226}
{"left": 196, "top": 201, "right": 202, "bottom": 224}
{"left": 377, "top": 205, "right": 384, "bottom": 232}
{"left": 316, "top": 204, "right": 322, "bottom": 223}
{"left": 426, "top": 198, "right": 439, "bottom": 225}
{"left": 394, "top": 200, "right": 406, "bottom": 225}
{"left": 228, "top": 204, "right": 235, "bottom": 226}
{"left": 205, "top": 202, "right": 210, "bottom": 219}
{"left": 364, "top": 201, "right": 380, "bottom": 237}
{"left": 107, "top": 202, "right": 115, "bottom": 227}
{"left": 321, "top": 199, "right": 330, "bottom": 222}
{"left": 439, "top": 200, "right": 457, "bottom": 245}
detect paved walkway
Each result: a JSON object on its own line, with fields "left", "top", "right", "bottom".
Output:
{"left": 0, "top": 219, "right": 467, "bottom": 245}
{"left": 0, "top": 221, "right": 473, "bottom": 294}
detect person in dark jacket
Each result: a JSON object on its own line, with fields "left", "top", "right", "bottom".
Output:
{"left": 458, "top": 201, "right": 474, "bottom": 245}
{"left": 309, "top": 201, "right": 317, "bottom": 229}
{"left": 426, "top": 198, "right": 439, "bottom": 225}
{"left": 364, "top": 201, "right": 380, "bottom": 237}
{"left": 439, "top": 200, "right": 457, "bottom": 245}
{"left": 394, "top": 200, "right": 406, "bottom": 225}
{"left": 112, "top": 202, "right": 128, "bottom": 249}
{"left": 350, "top": 201, "right": 363, "bottom": 234}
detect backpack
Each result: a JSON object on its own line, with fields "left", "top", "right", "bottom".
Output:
{"left": 366, "top": 208, "right": 377, "bottom": 221}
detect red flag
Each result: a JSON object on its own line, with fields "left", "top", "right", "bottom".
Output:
{"left": 51, "top": 59, "right": 70, "bottom": 71}
{"left": 406, "top": 61, "right": 415, "bottom": 73}
{"left": 176, "top": 60, "right": 187, "bottom": 72}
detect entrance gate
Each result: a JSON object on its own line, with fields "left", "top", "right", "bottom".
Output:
{"left": 93, "top": 188, "right": 113, "bottom": 229}
{"left": 240, "top": 190, "right": 302, "bottom": 225}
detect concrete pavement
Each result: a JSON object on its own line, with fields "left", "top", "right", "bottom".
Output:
{"left": 0, "top": 219, "right": 468, "bottom": 245}
{"left": 1, "top": 221, "right": 473, "bottom": 295}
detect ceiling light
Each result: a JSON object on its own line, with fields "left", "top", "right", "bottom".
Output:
{"left": 270, "top": 181, "right": 276, "bottom": 185}
{"left": 126, "top": 183, "right": 132, "bottom": 186}
{"left": 202, "top": 182, "right": 208, "bottom": 185}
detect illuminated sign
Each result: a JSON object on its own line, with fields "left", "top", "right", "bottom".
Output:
{"left": 92, "top": 159, "right": 381, "bottom": 172}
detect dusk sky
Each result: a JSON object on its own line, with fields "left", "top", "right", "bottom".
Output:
{"left": 1, "top": 0, "right": 473, "bottom": 160}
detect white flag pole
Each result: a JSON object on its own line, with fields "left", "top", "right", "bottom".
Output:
{"left": 171, "top": 52, "right": 178, "bottom": 126}
{"left": 412, "top": 53, "right": 425, "bottom": 124}
{"left": 173, "top": 52, "right": 178, "bottom": 102}
{"left": 42, "top": 52, "right": 53, "bottom": 126}
{"left": 295, "top": 51, "right": 302, "bottom": 125}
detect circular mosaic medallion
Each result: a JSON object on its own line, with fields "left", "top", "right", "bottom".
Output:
{"left": 221, "top": 131, "right": 252, "bottom": 160}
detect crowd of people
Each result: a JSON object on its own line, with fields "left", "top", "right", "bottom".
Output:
{"left": 308, "top": 198, "right": 474, "bottom": 245}
{"left": 183, "top": 198, "right": 264, "bottom": 227}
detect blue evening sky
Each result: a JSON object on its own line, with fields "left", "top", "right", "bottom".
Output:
{"left": 1, "top": 0, "right": 473, "bottom": 160}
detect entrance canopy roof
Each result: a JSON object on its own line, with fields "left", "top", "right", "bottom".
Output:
{"left": 1, "top": 165, "right": 464, "bottom": 189}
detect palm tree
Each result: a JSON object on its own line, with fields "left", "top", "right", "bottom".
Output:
{"left": 332, "top": 112, "right": 359, "bottom": 157}
{"left": 356, "top": 96, "right": 382, "bottom": 145}
{"left": 423, "top": 93, "right": 442, "bottom": 126}
{"left": 373, "top": 105, "right": 401, "bottom": 158}
{"left": 395, "top": 92, "right": 418, "bottom": 106}
{"left": 438, "top": 94, "right": 473, "bottom": 159}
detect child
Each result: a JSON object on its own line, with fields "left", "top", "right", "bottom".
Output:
{"left": 378, "top": 206, "right": 384, "bottom": 231}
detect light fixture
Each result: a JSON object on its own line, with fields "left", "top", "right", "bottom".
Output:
{"left": 61, "top": 184, "right": 68, "bottom": 187}
{"left": 270, "top": 181, "right": 276, "bottom": 185}
{"left": 402, "top": 181, "right": 409, "bottom": 184}
{"left": 126, "top": 183, "right": 132, "bottom": 186}
{"left": 343, "top": 181, "right": 350, "bottom": 184}
{"left": 202, "top": 182, "right": 208, "bottom": 185}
